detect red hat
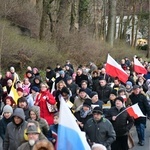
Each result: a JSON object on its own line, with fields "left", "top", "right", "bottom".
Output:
{"left": 17, "top": 87, "right": 23, "bottom": 93}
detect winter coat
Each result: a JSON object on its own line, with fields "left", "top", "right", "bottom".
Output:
{"left": 84, "top": 117, "right": 116, "bottom": 150}
{"left": 107, "top": 106, "right": 134, "bottom": 137}
{"left": 3, "top": 108, "right": 28, "bottom": 150}
{"left": 0, "top": 116, "right": 12, "bottom": 140}
{"left": 35, "top": 90, "right": 56, "bottom": 125}
{"left": 129, "top": 92, "right": 150, "bottom": 125}
{"left": 28, "top": 105, "right": 49, "bottom": 136}
{"left": 96, "top": 85, "right": 112, "bottom": 104}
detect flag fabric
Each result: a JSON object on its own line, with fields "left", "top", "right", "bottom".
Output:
{"left": 57, "top": 97, "right": 91, "bottom": 150}
{"left": 8, "top": 85, "right": 20, "bottom": 104}
{"left": 134, "top": 57, "right": 147, "bottom": 74}
{"left": 105, "top": 54, "right": 129, "bottom": 83}
{"left": 127, "top": 103, "right": 146, "bottom": 119}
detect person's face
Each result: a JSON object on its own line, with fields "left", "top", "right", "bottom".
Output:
{"left": 115, "top": 100, "right": 123, "bottom": 109}
{"left": 30, "top": 111, "right": 37, "bottom": 120}
{"left": 81, "top": 82, "right": 87, "bottom": 89}
{"left": 77, "top": 70, "right": 82, "bottom": 76}
{"left": 114, "top": 80, "right": 120, "bottom": 85}
{"left": 7, "top": 81, "right": 12, "bottom": 87}
{"left": 93, "top": 113, "right": 101, "bottom": 121}
{"left": 24, "top": 79, "right": 30, "bottom": 85}
{"left": 54, "top": 116, "right": 59, "bottom": 125}
{"left": 35, "top": 79, "right": 40, "bottom": 84}
{"left": 99, "top": 80, "right": 106, "bottom": 86}
{"left": 4, "top": 112, "right": 11, "bottom": 119}
{"left": 79, "top": 92, "right": 86, "bottom": 98}
{"left": 14, "top": 116, "right": 22, "bottom": 124}
{"left": 91, "top": 95, "right": 98, "bottom": 102}
{"left": 6, "top": 99, "right": 12, "bottom": 105}
{"left": 19, "top": 101, "right": 27, "bottom": 109}
{"left": 118, "top": 91, "right": 125, "bottom": 96}
{"left": 67, "top": 79, "right": 72, "bottom": 85}
{"left": 40, "top": 84, "right": 47, "bottom": 92}
{"left": 133, "top": 88, "right": 140, "bottom": 95}
{"left": 109, "top": 94, "right": 116, "bottom": 100}
{"left": 126, "top": 84, "right": 131, "bottom": 89}
{"left": 59, "top": 83, "right": 64, "bottom": 90}
{"left": 27, "top": 133, "right": 39, "bottom": 141}
{"left": 17, "top": 91, "right": 23, "bottom": 97}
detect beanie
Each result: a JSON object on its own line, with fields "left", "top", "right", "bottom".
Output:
{"left": 31, "top": 86, "right": 39, "bottom": 92}
{"left": 61, "top": 87, "right": 70, "bottom": 95}
{"left": 23, "top": 88, "right": 30, "bottom": 94}
{"left": 3, "top": 105, "right": 13, "bottom": 114}
{"left": 90, "top": 91, "right": 98, "bottom": 98}
{"left": 115, "top": 97, "right": 124, "bottom": 103}
{"left": 83, "top": 99, "right": 91, "bottom": 108}
{"left": 110, "top": 89, "right": 117, "bottom": 96}
{"left": 92, "top": 106, "right": 103, "bottom": 114}
{"left": 126, "top": 81, "right": 132, "bottom": 87}
{"left": 59, "top": 70, "right": 65, "bottom": 75}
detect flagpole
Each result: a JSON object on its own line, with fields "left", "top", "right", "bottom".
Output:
{"left": 116, "top": 107, "right": 128, "bottom": 118}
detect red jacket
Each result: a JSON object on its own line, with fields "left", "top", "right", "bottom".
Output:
{"left": 35, "top": 90, "right": 56, "bottom": 125}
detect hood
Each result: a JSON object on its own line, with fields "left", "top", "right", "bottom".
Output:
{"left": 29, "top": 106, "right": 40, "bottom": 120}
{"left": 32, "top": 140, "right": 54, "bottom": 150}
{"left": 12, "top": 108, "right": 25, "bottom": 121}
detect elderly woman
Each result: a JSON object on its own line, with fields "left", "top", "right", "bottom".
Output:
{"left": 35, "top": 82, "right": 56, "bottom": 125}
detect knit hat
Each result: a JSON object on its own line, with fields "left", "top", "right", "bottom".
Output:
{"left": 126, "top": 81, "right": 132, "bottom": 87}
{"left": 133, "top": 85, "right": 140, "bottom": 90}
{"left": 110, "top": 89, "right": 117, "bottom": 96}
{"left": 31, "top": 86, "right": 39, "bottom": 92}
{"left": 79, "top": 88, "right": 86, "bottom": 93}
{"left": 3, "top": 105, "right": 13, "bottom": 114}
{"left": 90, "top": 91, "right": 98, "bottom": 98}
{"left": 92, "top": 106, "right": 103, "bottom": 114}
{"left": 26, "top": 125, "right": 40, "bottom": 134}
{"left": 66, "top": 76, "right": 72, "bottom": 80}
{"left": 115, "top": 97, "right": 124, "bottom": 103}
{"left": 59, "top": 70, "right": 65, "bottom": 75}
{"left": 83, "top": 99, "right": 91, "bottom": 108}
{"left": 17, "top": 87, "right": 23, "bottom": 93}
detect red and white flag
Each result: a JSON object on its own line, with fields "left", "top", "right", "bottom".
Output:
{"left": 105, "top": 54, "right": 129, "bottom": 83}
{"left": 134, "top": 57, "right": 147, "bottom": 74}
{"left": 127, "top": 103, "right": 146, "bottom": 119}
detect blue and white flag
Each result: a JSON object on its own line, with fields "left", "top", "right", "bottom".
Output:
{"left": 57, "top": 97, "right": 91, "bottom": 150}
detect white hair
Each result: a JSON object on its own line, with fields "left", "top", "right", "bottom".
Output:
{"left": 92, "top": 143, "right": 107, "bottom": 150}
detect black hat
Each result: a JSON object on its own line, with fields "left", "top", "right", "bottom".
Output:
{"left": 79, "top": 88, "right": 86, "bottom": 93}
{"left": 110, "top": 89, "right": 117, "bottom": 96}
{"left": 92, "top": 106, "right": 103, "bottom": 114}
{"left": 46, "top": 66, "right": 52, "bottom": 70}
{"left": 31, "top": 86, "right": 40, "bottom": 92}
{"left": 99, "top": 76, "right": 105, "bottom": 81}
{"left": 133, "top": 85, "right": 140, "bottom": 90}
{"left": 90, "top": 91, "right": 98, "bottom": 98}
{"left": 83, "top": 99, "right": 91, "bottom": 108}
{"left": 61, "top": 87, "right": 70, "bottom": 95}
{"left": 115, "top": 97, "right": 124, "bottom": 103}
{"left": 66, "top": 76, "right": 72, "bottom": 80}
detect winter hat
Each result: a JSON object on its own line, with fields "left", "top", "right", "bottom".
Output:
{"left": 90, "top": 91, "right": 98, "bottom": 98}
{"left": 3, "top": 105, "right": 13, "bottom": 114}
{"left": 61, "top": 87, "right": 70, "bottom": 95}
{"left": 115, "top": 97, "right": 124, "bottom": 103}
{"left": 17, "top": 87, "right": 24, "bottom": 93}
{"left": 66, "top": 76, "right": 72, "bottom": 80}
{"left": 26, "top": 70, "right": 33, "bottom": 75}
{"left": 92, "top": 106, "right": 103, "bottom": 115}
{"left": 26, "top": 125, "right": 40, "bottom": 134}
{"left": 133, "top": 85, "right": 140, "bottom": 90}
{"left": 59, "top": 70, "right": 65, "bottom": 75}
{"left": 126, "top": 81, "right": 133, "bottom": 87}
{"left": 31, "top": 86, "right": 39, "bottom": 92}
{"left": 83, "top": 98, "right": 91, "bottom": 108}
{"left": 110, "top": 89, "right": 117, "bottom": 96}
{"left": 23, "top": 88, "right": 30, "bottom": 94}
{"left": 79, "top": 88, "right": 86, "bottom": 93}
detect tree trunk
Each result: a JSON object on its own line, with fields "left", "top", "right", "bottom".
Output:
{"left": 106, "top": 0, "right": 117, "bottom": 47}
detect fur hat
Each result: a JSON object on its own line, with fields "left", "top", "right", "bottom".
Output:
{"left": 26, "top": 125, "right": 40, "bottom": 134}
{"left": 32, "top": 140, "right": 54, "bottom": 150}
{"left": 90, "top": 91, "right": 98, "bottom": 98}
{"left": 3, "top": 105, "right": 13, "bottom": 114}
{"left": 92, "top": 106, "right": 103, "bottom": 115}
{"left": 115, "top": 97, "right": 124, "bottom": 103}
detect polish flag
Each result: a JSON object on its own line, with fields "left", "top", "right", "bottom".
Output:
{"left": 127, "top": 103, "right": 146, "bottom": 119}
{"left": 105, "top": 54, "right": 129, "bottom": 83}
{"left": 134, "top": 57, "right": 147, "bottom": 74}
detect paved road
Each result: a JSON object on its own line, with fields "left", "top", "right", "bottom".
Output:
{"left": 0, "top": 120, "right": 150, "bottom": 149}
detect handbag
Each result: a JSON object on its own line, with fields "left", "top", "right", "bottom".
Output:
{"left": 46, "top": 101, "right": 58, "bottom": 113}
{"left": 128, "top": 132, "right": 134, "bottom": 149}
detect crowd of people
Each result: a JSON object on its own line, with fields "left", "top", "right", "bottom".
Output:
{"left": 0, "top": 57, "right": 150, "bottom": 150}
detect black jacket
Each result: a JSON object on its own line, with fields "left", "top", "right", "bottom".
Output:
{"left": 107, "top": 107, "right": 134, "bottom": 136}
{"left": 129, "top": 93, "right": 150, "bottom": 125}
